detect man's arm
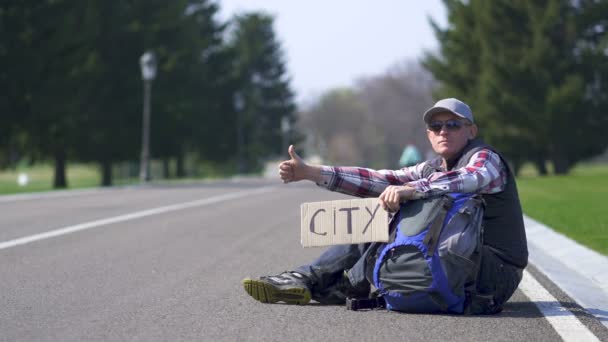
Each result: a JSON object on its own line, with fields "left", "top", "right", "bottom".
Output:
{"left": 278, "top": 145, "right": 424, "bottom": 198}
{"left": 376, "top": 149, "right": 506, "bottom": 212}
{"left": 407, "top": 149, "right": 507, "bottom": 198}
{"left": 316, "top": 165, "right": 422, "bottom": 198}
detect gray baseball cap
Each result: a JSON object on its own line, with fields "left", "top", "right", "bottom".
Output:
{"left": 423, "top": 98, "right": 474, "bottom": 123}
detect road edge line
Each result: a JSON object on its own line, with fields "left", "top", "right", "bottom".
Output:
{"left": 519, "top": 270, "right": 601, "bottom": 342}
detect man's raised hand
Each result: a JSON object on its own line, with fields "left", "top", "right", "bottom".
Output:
{"left": 279, "top": 145, "right": 308, "bottom": 183}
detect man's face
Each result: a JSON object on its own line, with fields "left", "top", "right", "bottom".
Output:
{"left": 426, "top": 112, "right": 477, "bottom": 160}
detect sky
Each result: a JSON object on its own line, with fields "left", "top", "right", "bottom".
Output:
{"left": 217, "top": 1, "right": 447, "bottom": 105}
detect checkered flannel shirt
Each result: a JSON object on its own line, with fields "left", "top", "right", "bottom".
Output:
{"left": 317, "top": 149, "right": 506, "bottom": 198}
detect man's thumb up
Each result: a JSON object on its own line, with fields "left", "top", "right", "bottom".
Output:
{"left": 279, "top": 145, "right": 308, "bottom": 183}
{"left": 288, "top": 144, "right": 302, "bottom": 163}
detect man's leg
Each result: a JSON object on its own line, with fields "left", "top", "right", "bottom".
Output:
{"left": 472, "top": 246, "right": 524, "bottom": 314}
{"left": 243, "top": 243, "right": 372, "bottom": 305}
{"left": 295, "top": 243, "right": 370, "bottom": 290}
{"left": 294, "top": 243, "right": 371, "bottom": 304}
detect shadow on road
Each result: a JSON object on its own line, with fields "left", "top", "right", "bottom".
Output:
{"left": 497, "top": 300, "right": 607, "bottom": 322}
{"left": 296, "top": 299, "right": 606, "bottom": 323}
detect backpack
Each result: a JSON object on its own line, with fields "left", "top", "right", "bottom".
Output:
{"left": 352, "top": 193, "right": 485, "bottom": 314}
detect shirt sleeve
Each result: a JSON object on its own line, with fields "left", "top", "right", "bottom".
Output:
{"left": 316, "top": 162, "right": 428, "bottom": 198}
{"left": 406, "top": 149, "right": 507, "bottom": 198}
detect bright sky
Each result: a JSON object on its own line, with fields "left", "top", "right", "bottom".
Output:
{"left": 217, "top": 1, "right": 447, "bottom": 105}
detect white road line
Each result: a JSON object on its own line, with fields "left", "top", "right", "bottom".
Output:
{"left": 0, "top": 186, "right": 275, "bottom": 251}
{"left": 519, "top": 270, "right": 600, "bottom": 342}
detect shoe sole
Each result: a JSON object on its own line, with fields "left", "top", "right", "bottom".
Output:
{"left": 242, "top": 278, "right": 311, "bottom": 305}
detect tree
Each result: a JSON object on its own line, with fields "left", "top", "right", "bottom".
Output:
{"left": 228, "top": 12, "right": 297, "bottom": 173}
{"left": 164, "top": 0, "right": 235, "bottom": 177}
{"left": 0, "top": 0, "right": 93, "bottom": 187}
{"left": 69, "top": 0, "right": 147, "bottom": 186}
{"left": 1, "top": 2, "right": 300, "bottom": 186}
{"left": 0, "top": 1, "right": 32, "bottom": 168}
{"left": 425, "top": 0, "right": 608, "bottom": 174}
{"left": 73, "top": 0, "right": 210, "bottom": 185}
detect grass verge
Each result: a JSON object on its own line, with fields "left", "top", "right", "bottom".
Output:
{"left": 0, "top": 164, "right": 100, "bottom": 195}
{"left": 517, "top": 163, "right": 608, "bottom": 256}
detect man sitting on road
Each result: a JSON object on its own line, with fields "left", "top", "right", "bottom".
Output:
{"left": 242, "top": 98, "right": 528, "bottom": 314}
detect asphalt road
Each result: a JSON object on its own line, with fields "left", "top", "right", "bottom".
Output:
{"left": 1, "top": 180, "right": 606, "bottom": 341}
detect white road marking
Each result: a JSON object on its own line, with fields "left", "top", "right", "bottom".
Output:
{"left": 0, "top": 187, "right": 275, "bottom": 250}
{"left": 519, "top": 270, "right": 600, "bottom": 342}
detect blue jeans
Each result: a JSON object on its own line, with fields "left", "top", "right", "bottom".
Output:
{"left": 295, "top": 243, "right": 372, "bottom": 304}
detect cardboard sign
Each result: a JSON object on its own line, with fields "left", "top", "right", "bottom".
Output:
{"left": 300, "top": 198, "right": 389, "bottom": 247}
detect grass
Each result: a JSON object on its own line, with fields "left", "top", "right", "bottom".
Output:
{"left": 0, "top": 160, "right": 239, "bottom": 195}
{"left": 0, "top": 164, "right": 101, "bottom": 195}
{"left": 517, "top": 163, "right": 608, "bottom": 256}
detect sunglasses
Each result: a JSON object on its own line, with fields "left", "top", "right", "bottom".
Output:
{"left": 427, "top": 119, "right": 469, "bottom": 133}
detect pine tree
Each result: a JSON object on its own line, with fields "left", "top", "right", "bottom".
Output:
{"left": 425, "top": 0, "right": 608, "bottom": 174}
{"left": 143, "top": 0, "right": 230, "bottom": 178}
{"left": 228, "top": 12, "right": 297, "bottom": 173}
{"left": 0, "top": 0, "right": 94, "bottom": 187}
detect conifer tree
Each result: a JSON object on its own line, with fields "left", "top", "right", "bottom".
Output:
{"left": 228, "top": 12, "right": 297, "bottom": 173}
{"left": 425, "top": 0, "right": 608, "bottom": 174}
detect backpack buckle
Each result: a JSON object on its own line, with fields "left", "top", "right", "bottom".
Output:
{"left": 346, "top": 297, "right": 386, "bottom": 311}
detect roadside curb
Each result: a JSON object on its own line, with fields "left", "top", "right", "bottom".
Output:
{"left": 524, "top": 215, "right": 608, "bottom": 328}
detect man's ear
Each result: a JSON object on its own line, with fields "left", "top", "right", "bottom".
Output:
{"left": 469, "top": 124, "right": 478, "bottom": 140}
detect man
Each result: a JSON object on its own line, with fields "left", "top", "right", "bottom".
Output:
{"left": 242, "top": 98, "right": 528, "bottom": 314}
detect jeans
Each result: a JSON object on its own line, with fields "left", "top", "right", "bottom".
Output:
{"left": 295, "top": 243, "right": 372, "bottom": 304}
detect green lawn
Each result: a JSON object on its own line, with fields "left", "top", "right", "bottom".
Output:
{"left": 0, "top": 164, "right": 101, "bottom": 195}
{"left": 517, "top": 164, "right": 608, "bottom": 256}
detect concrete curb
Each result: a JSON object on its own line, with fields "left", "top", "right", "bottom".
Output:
{"left": 525, "top": 215, "right": 608, "bottom": 328}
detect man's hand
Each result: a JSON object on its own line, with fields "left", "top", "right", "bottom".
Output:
{"left": 378, "top": 185, "right": 417, "bottom": 212}
{"left": 279, "top": 145, "right": 315, "bottom": 183}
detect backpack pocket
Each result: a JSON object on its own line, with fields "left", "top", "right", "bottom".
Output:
{"left": 398, "top": 197, "right": 445, "bottom": 237}
{"left": 442, "top": 250, "right": 475, "bottom": 297}
{"left": 439, "top": 197, "right": 483, "bottom": 258}
{"left": 378, "top": 245, "right": 432, "bottom": 294}
{"left": 438, "top": 197, "right": 483, "bottom": 298}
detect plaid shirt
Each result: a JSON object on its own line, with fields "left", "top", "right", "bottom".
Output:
{"left": 317, "top": 149, "right": 506, "bottom": 198}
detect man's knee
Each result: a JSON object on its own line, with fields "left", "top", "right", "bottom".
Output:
{"left": 473, "top": 248, "right": 523, "bottom": 314}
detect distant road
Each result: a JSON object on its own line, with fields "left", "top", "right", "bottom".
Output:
{"left": 1, "top": 180, "right": 606, "bottom": 341}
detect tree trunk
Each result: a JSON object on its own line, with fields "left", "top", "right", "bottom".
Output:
{"left": 162, "top": 158, "right": 170, "bottom": 179}
{"left": 176, "top": 153, "right": 185, "bottom": 178}
{"left": 100, "top": 160, "right": 112, "bottom": 186}
{"left": 53, "top": 150, "right": 68, "bottom": 189}
{"left": 511, "top": 159, "right": 522, "bottom": 177}
{"left": 535, "top": 157, "right": 548, "bottom": 176}
{"left": 552, "top": 157, "right": 571, "bottom": 175}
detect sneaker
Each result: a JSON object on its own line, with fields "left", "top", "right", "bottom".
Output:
{"left": 242, "top": 271, "right": 312, "bottom": 305}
